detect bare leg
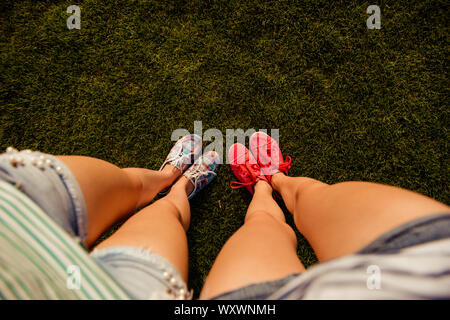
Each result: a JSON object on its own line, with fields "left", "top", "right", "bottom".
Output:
{"left": 271, "top": 174, "right": 450, "bottom": 262}
{"left": 58, "top": 156, "right": 180, "bottom": 248}
{"left": 200, "top": 181, "right": 305, "bottom": 299}
{"left": 94, "top": 177, "right": 194, "bottom": 281}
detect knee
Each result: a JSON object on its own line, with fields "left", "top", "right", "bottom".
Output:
{"left": 245, "top": 210, "right": 278, "bottom": 225}
{"left": 289, "top": 179, "right": 329, "bottom": 225}
{"left": 294, "top": 178, "right": 327, "bottom": 199}
{"left": 245, "top": 211, "right": 298, "bottom": 247}
{"left": 122, "top": 169, "right": 144, "bottom": 197}
{"left": 161, "top": 195, "right": 190, "bottom": 231}
{"left": 292, "top": 179, "right": 328, "bottom": 209}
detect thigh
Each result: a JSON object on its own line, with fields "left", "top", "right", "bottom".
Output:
{"left": 293, "top": 181, "right": 450, "bottom": 261}
{"left": 58, "top": 156, "right": 142, "bottom": 247}
{"left": 200, "top": 211, "right": 305, "bottom": 299}
{"left": 94, "top": 199, "right": 190, "bottom": 281}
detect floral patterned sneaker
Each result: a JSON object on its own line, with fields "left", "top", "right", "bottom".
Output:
{"left": 229, "top": 143, "right": 269, "bottom": 195}
{"left": 183, "top": 151, "right": 220, "bottom": 200}
{"left": 249, "top": 131, "right": 291, "bottom": 182}
{"left": 158, "top": 134, "right": 203, "bottom": 196}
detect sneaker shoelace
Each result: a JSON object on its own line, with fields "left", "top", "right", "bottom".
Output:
{"left": 186, "top": 167, "right": 217, "bottom": 195}
{"left": 255, "top": 144, "right": 291, "bottom": 172}
{"left": 164, "top": 149, "right": 193, "bottom": 171}
{"left": 254, "top": 138, "right": 291, "bottom": 172}
{"left": 278, "top": 156, "right": 292, "bottom": 174}
{"left": 230, "top": 164, "right": 263, "bottom": 189}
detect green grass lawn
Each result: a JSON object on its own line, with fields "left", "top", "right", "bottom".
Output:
{"left": 1, "top": 0, "right": 448, "bottom": 297}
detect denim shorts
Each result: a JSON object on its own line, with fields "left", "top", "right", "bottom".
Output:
{"left": 0, "top": 148, "right": 190, "bottom": 300}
